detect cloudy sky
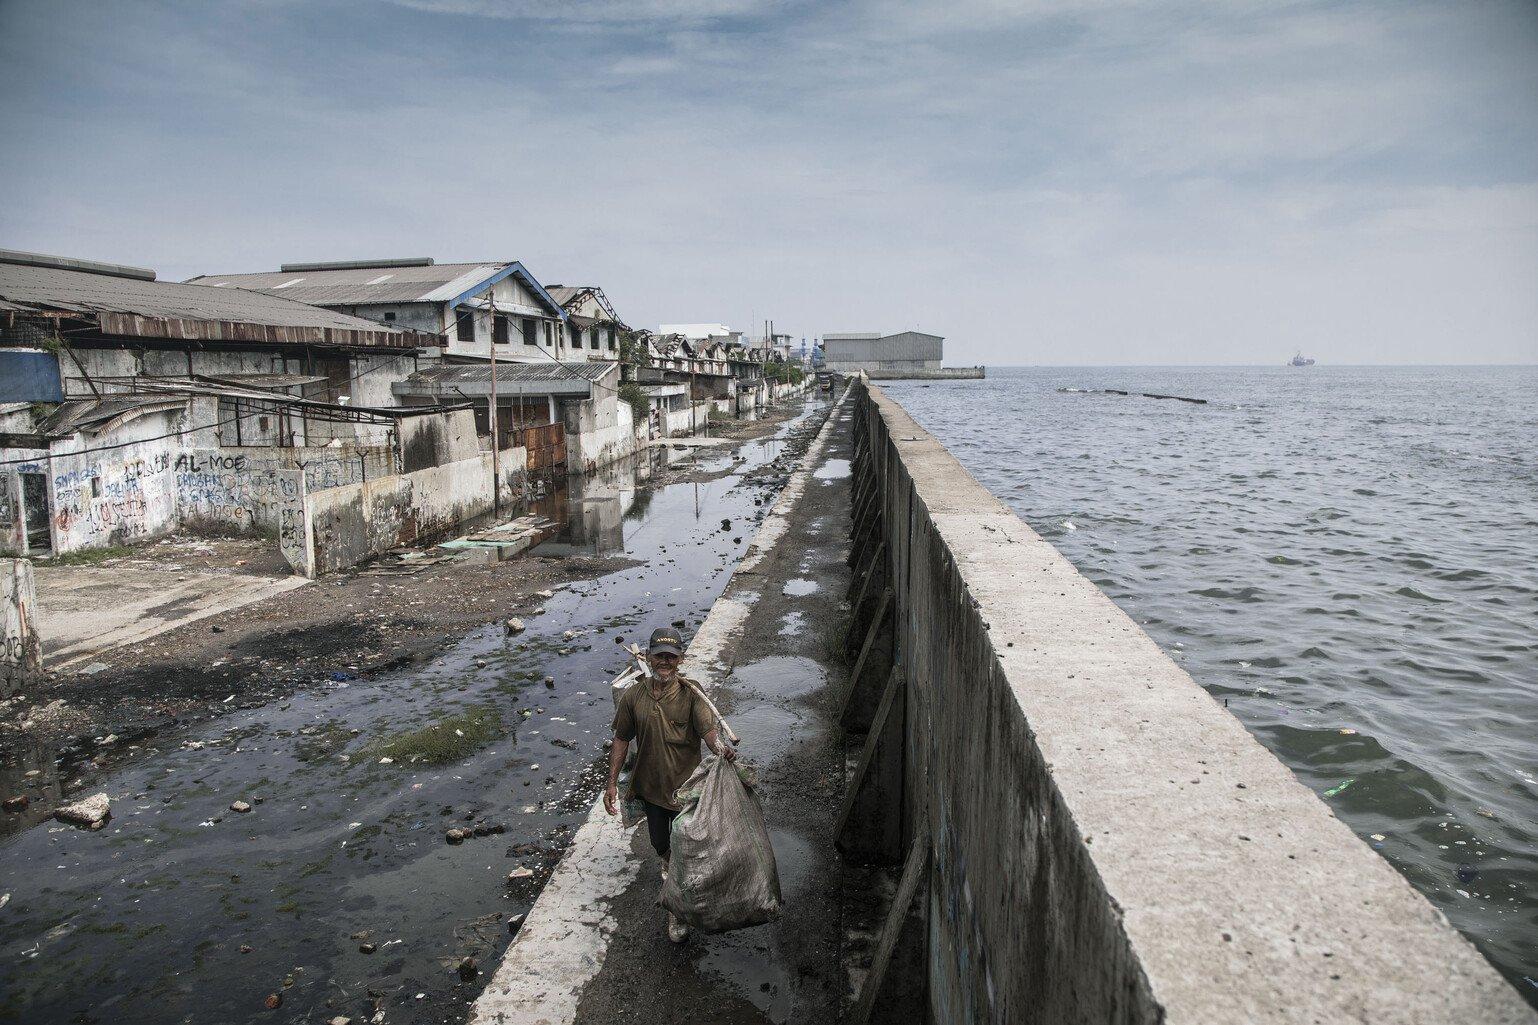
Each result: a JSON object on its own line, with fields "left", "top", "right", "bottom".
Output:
{"left": 2, "top": 0, "right": 1535, "bottom": 365}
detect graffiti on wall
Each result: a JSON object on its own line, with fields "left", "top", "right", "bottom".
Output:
{"left": 173, "top": 450, "right": 371, "bottom": 533}
{"left": 174, "top": 451, "right": 278, "bottom": 530}
{"left": 274, "top": 470, "right": 309, "bottom": 574}
{"left": 51, "top": 451, "right": 177, "bottom": 549}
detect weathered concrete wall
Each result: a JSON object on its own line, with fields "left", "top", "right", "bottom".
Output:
{"left": 2, "top": 558, "right": 41, "bottom": 698}
{"left": 301, "top": 448, "right": 526, "bottom": 577}
{"left": 560, "top": 392, "right": 636, "bottom": 475}
{"left": 665, "top": 404, "right": 698, "bottom": 437}
{"left": 46, "top": 412, "right": 185, "bottom": 552}
{"left": 173, "top": 446, "right": 391, "bottom": 534}
{"left": 0, "top": 469, "right": 25, "bottom": 554}
{"left": 850, "top": 381, "right": 1534, "bottom": 1024}
{"left": 856, "top": 366, "right": 985, "bottom": 381}
{"left": 398, "top": 407, "right": 478, "bottom": 473}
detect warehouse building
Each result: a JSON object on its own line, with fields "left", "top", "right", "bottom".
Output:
{"left": 821, "top": 330, "right": 943, "bottom": 373}
{"left": 820, "top": 330, "right": 983, "bottom": 380}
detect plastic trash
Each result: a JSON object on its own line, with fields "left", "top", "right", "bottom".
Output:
{"left": 661, "top": 756, "right": 782, "bottom": 933}
{"left": 1323, "top": 778, "right": 1355, "bottom": 798}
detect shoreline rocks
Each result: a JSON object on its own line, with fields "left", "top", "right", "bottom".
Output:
{"left": 54, "top": 793, "right": 110, "bottom": 829}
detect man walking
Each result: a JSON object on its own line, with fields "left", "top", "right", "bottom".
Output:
{"left": 604, "top": 626, "right": 735, "bottom": 942}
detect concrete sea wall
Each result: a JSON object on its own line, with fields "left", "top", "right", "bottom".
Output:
{"left": 849, "top": 366, "right": 985, "bottom": 381}
{"left": 844, "top": 380, "right": 1532, "bottom": 1023}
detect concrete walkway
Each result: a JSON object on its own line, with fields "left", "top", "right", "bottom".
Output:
{"left": 35, "top": 565, "right": 309, "bottom": 669}
{"left": 472, "top": 391, "right": 854, "bottom": 1025}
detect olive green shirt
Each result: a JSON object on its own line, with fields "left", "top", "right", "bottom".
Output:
{"left": 612, "top": 675, "right": 716, "bottom": 811}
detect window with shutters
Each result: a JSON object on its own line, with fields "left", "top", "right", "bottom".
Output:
{"left": 455, "top": 309, "right": 475, "bottom": 342}
{"left": 494, "top": 314, "right": 510, "bottom": 345}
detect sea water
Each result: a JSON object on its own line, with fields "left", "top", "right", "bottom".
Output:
{"left": 883, "top": 364, "right": 1537, "bottom": 1000}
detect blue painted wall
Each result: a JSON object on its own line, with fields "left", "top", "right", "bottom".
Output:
{"left": 0, "top": 350, "right": 63, "bottom": 402}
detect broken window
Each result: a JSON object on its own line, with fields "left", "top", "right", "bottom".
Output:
{"left": 543, "top": 321, "right": 553, "bottom": 346}
{"left": 494, "top": 314, "right": 510, "bottom": 345}
{"left": 456, "top": 309, "right": 475, "bottom": 342}
{"left": 522, "top": 318, "right": 537, "bottom": 346}
{"left": 607, "top": 328, "right": 617, "bottom": 351}
{"left": 383, "top": 311, "right": 396, "bottom": 322}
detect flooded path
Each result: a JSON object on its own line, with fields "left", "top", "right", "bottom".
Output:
{"left": 0, "top": 399, "right": 826, "bottom": 1025}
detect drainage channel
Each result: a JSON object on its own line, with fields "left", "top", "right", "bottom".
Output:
{"left": 0, "top": 399, "right": 827, "bottom": 1025}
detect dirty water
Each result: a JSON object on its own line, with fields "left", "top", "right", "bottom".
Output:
{"left": 780, "top": 579, "right": 819, "bottom": 598}
{"left": 0, "top": 399, "right": 824, "bottom": 1025}
{"left": 696, "top": 655, "right": 829, "bottom": 1021}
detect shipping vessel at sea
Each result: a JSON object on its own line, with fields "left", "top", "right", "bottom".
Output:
{"left": 1290, "top": 351, "right": 1316, "bottom": 366}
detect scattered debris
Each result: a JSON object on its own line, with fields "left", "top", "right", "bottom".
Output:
{"left": 1323, "top": 779, "right": 1355, "bottom": 798}
{"left": 264, "top": 993, "right": 282, "bottom": 1010}
{"left": 445, "top": 828, "right": 472, "bottom": 844}
{"left": 3, "top": 795, "right": 29, "bottom": 813}
{"left": 504, "top": 618, "right": 525, "bottom": 636}
{"left": 457, "top": 956, "right": 479, "bottom": 981}
{"left": 230, "top": 800, "right": 252, "bottom": 813}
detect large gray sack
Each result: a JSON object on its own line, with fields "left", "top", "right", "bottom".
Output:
{"left": 660, "top": 756, "right": 782, "bottom": 933}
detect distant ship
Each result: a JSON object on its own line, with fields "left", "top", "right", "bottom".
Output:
{"left": 1289, "top": 351, "right": 1316, "bottom": 367}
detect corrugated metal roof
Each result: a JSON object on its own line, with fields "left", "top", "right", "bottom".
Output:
{"left": 545, "top": 286, "right": 582, "bottom": 305}
{"left": 393, "top": 360, "right": 615, "bottom": 400}
{"left": 187, "top": 261, "right": 567, "bottom": 317}
{"left": 187, "top": 262, "right": 501, "bottom": 304}
{"left": 36, "top": 394, "right": 189, "bottom": 436}
{"left": 0, "top": 260, "right": 418, "bottom": 343}
{"left": 408, "top": 362, "right": 614, "bottom": 385}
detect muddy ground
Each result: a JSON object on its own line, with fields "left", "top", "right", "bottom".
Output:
{"left": 0, "top": 399, "right": 832, "bottom": 1025}
{"left": 0, "top": 405, "right": 811, "bottom": 811}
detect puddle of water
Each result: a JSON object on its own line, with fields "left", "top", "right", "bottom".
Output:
{"left": 0, "top": 399, "right": 828, "bottom": 1025}
{"left": 730, "top": 656, "right": 828, "bottom": 700}
{"left": 778, "top": 611, "right": 806, "bottom": 638}
{"left": 781, "top": 578, "right": 819, "bottom": 597}
{"left": 695, "top": 826, "right": 818, "bottom": 1024}
{"left": 813, "top": 458, "right": 850, "bottom": 480}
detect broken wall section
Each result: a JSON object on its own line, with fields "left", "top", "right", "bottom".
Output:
{"left": 298, "top": 448, "right": 527, "bottom": 578}
{"left": 173, "top": 446, "right": 392, "bottom": 536}
{"left": 2, "top": 558, "right": 40, "bottom": 698}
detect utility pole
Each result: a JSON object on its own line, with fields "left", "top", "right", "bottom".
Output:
{"left": 487, "top": 286, "right": 501, "bottom": 514}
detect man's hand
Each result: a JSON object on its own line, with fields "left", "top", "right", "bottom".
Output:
{"left": 603, "top": 784, "right": 619, "bottom": 816}
{"left": 720, "top": 744, "right": 738, "bottom": 763}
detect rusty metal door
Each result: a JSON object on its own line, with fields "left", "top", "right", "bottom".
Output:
{"left": 515, "top": 422, "right": 567, "bottom": 478}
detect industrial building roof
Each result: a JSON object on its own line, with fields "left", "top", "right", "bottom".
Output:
{"left": 0, "top": 250, "right": 423, "bottom": 348}
{"left": 393, "top": 360, "right": 616, "bottom": 400}
{"left": 188, "top": 259, "right": 567, "bottom": 321}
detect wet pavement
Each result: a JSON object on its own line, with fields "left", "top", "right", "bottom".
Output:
{"left": 476, "top": 391, "right": 856, "bottom": 1025}
{"left": 0, "top": 399, "right": 824, "bottom": 1025}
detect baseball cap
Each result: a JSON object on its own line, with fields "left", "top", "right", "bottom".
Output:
{"left": 648, "top": 626, "right": 685, "bottom": 658}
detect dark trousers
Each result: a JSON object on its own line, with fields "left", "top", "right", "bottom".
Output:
{"left": 641, "top": 798, "right": 677, "bottom": 860}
